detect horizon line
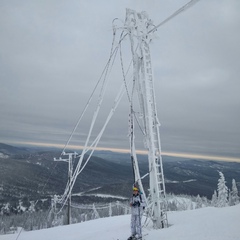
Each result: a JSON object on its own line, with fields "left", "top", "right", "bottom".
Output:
{"left": 8, "top": 141, "right": 240, "bottom": 163}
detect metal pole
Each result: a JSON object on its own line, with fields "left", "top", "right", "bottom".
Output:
{"left": 54, "top": 152, "right": 76, "bottom": 225}
{"left": 67, "top": 154, "right": 73, "bottom": 225}
{"left": 67, "top": 181, "right": 71, "bottom": 224}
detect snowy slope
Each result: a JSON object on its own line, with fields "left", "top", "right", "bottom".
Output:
{"left": 0, "top": 204, "right": 239, "bottom": 240}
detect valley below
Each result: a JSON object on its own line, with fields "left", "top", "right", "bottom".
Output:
{"left": 0, "top": 143, "right": 240, "bottom": 210}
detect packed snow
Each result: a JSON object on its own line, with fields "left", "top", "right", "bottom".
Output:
{"left": 0, "top": 204, "right": 239, "bottom": 240}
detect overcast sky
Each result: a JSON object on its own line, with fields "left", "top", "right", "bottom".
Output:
{"left": 0, "top": 0, "right": 239, "bottom": 160}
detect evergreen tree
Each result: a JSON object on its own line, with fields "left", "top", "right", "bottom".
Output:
{"left": 28, "top": 201, "right": 35, "bottom": 213}
{"left": 211, "top": 190, "right": 218, "bottom": 207}
{"left": 230, "top": 179, "right": 239, "bottom": 206}
{"left": 217, "top": 171, "right": 228, "bottom": 207}
{"left": 201, "top": 196, "right": 208, "bottom": 207}
{"left": 228, "top": 190, "right": 233, "bottom": 206}
{"left": 196, "top": 194, "right": 202, "bottom": 209}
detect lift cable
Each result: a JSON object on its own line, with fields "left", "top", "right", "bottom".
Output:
{"left": 148, "top": 0, "right": 201, "bottom": 34}
{"left": 58, "top": 31, "right": 130, "bottom": 211}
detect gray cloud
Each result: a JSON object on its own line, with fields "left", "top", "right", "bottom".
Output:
{"left": 0, "top": 0, "right": 239, "bottom": 158}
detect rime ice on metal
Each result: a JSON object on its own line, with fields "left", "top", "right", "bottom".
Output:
{"left": 124, "top": 9, "right": 168, "bottom": 229}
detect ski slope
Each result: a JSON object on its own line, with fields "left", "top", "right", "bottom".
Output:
{"left": 0, "top": 204, "right": 239, "bottom": 240}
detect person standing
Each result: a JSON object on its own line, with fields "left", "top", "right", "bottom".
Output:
{"left": 128, "top": 187, "right": 145, "bottom": 240}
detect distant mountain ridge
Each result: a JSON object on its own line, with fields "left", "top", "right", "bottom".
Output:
{"left": 0, "top": 143, "right": 134, "bottom": 205}
{"left": 0, "top": 143, "right": 240, "bottom": 208}
{"left": 0, "top": 143, "right": 30, "bottom": 155}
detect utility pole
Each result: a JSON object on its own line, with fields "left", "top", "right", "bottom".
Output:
{"left": 54, "top": 152, "right": 77, "bottom": 225}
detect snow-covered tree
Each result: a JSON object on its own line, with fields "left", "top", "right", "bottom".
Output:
{"left": 211, "top": 190, "right": 218, "bottom": 207}
{"left": 196, "top": 194, "right": 202, "bottom": 209}
{"left": 201, "top": 196, "right": 208, "bottom": 207}
{"left": 2, "top": 203, "right": 10, "bottom": 215}
{"left": 28, "top": 201, "right": 35, "bottom": 213}
{"left": 229, "top": 179, "right": 239, "bottom": 206}
{"left": 217, "top": 171, "right": 228, "bottom": 207}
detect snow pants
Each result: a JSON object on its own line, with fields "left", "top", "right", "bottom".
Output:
{"left": 131, "top": 213, "right": 142, "bottom": 237}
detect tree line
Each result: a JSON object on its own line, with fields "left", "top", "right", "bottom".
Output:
{"left": 0, "top": 171, "right": 239, "bottom": 235}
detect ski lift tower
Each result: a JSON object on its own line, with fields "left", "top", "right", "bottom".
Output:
{"left": 125, "top": 9, "right": 167, "bottom": 229}
{"left": 54, "top": 151, "right": 78, "bottom": 224}
{"left": 51, "top": 0, "right": 199, "bottom": 229}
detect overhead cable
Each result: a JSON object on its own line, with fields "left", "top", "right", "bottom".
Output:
{"left": 148, "top": 0, "right": 201, "bottom": 33}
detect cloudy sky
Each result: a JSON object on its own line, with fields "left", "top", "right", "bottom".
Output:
{"left": 0, "top": 0, "right": 239, "bottom": 160}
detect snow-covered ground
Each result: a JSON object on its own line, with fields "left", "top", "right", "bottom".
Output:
{"left": 0, "top": 204, "right": 239, "bottom": 240}
{"left": 0, "top": 153, "right": 9, "bottom": 159}
{"left": 73, "top": 192, "right": 128, "bottom": 200}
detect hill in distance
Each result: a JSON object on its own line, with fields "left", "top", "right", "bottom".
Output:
{"left": 0, "top": 143, "right": 240, "bottom": 206}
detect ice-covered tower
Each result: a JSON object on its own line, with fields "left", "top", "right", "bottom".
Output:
{"left": 125, "top": 9, "right": 167, "bottom": 229}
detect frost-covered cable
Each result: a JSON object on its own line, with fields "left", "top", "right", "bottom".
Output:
{"left": 119, "top": 36, "right": 131, "bottom": 103}
{"left": 60, "top": 31, "right": 119, "bottom": 206}
{"left": 59, "top": 41, "right": 130, "bottom": 211}
{"left": 60, "top": 79, "right": 128, "bottom": 211}
{"left": 58, "top": 19, "right": 132, "bottom": 212}
{"left": 60, "top": 27, "right": 128, "bottom": 156}
{"left": 148, "top": 0, "right": 201, "bottom": 33}
{"left": 77, "top": 82, "right": 127, "bottom": 176}
{"left": 59, "top": 74, "right": 112, "bottom": 208}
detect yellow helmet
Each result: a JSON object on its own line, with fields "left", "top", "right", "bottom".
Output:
{"left": 133, "top": 187, "right": 138, "bottom": 191}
